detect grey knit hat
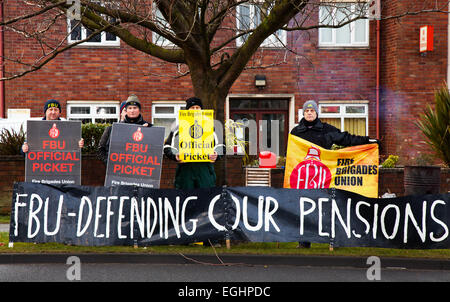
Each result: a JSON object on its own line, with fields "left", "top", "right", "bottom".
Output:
{"left": 302, "top": 100, "right": 318, "bottom": 113}
{"left": 125, "top": 94, "right": 141, "bottom": 110}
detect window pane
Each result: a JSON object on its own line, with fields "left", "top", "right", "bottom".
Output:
{"left": 354, "top": 19, "right": 366, "bottom": 43}
{"left": 106, "top": 17, "right": 117, "bottom": 41}
{"left": 321, "top": 106, "right": 340, "bottom": 114}
{"left": 336, "top": 25, "right": 351, "bottom": 44}
{"left": 239, "top": 4, "right": 251, "bottom": 30}
{"left": 106, "top": 31, "right": 117, "bottom": 41}
{"left": 95, "top": 118, "right": 118, "bottom": 124}
{"left": 319, "top": 6, "right": 333, "bottom": 43}
{"left": 230, "top": 99, "right": 253, "bottom": 109}
{"left": 70, "top": 20, "right": 82, "bottom": 40}
{"left": 70, "top": 106, "right": 90, "bottom": 114}
{"left": 96, "top": 106, "right": 116, "bottom": 115}
{"left": 155, "top": 106, "right": 175, "bottom": 114}
{"left": 335, "top": 6, "right": 351, "bottom": 44}
{"left": 254, "top": 5, "right": 261, "bottom": 26}
{"left": 69, "top": 118, "right": 92, "bottom": 124}
{"left": 153, "top": 118, "right": 176, "bottom": 138}
{"left": 321, "top": 118, "right": 341, "bottom": 130}
{"left": 346, "top": 106, "right": 365, "bottom": 114}
{"left": 86, "top": 28, "right": 101, "bottom": 43}
{"left": 344, "top": 118, "right": 366, "bottom": 136}
{"left": 320, "top": 28, "right": 332, "bottom": 44}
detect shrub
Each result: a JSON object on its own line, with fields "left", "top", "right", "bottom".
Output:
{"left": 0, "top": 126, "right": 26, "bottom": 155}
{"left": 416, "top": 83, "right": 450, "bottom": 167}
{"left": 381, "top": 155, "right": 399, "bottom": 168}
{"left": 81, "top": 123, "right": 110, "bottom": 154}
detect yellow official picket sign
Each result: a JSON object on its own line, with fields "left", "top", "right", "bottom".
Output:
{"left": 178, "top": 110, "right": 215, "bottom": 162}
{"left": 284, "top": 135, "right": 379, "bottom": 198}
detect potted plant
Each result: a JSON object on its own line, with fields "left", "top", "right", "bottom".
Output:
{"left": 403, "top": 153, "right": 441, "bottom": 196}
{"left": 408, "top": 83, "right": 450, "bottom": 195}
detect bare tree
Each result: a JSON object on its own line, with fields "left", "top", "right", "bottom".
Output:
{"left": 1, "top": 0, "right": 450, "bottom": 122}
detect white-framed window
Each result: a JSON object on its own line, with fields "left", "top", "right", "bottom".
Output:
{"left": 318, "top": 102, "right": 369, "bottom": 136}
{"left": 151, "top": 101, "right": 186, "bottom": 138}
{"left": 319, "top": 2, "right": 369, "bottom": 47}
{"left": 67, "top": 3, "right": 120, "bottom": 47}
{"left": 236, "top": 2, "right": 286, "bottom": 47}
{"left": 67, "top": 101, "right": 120, "bottom": 124}
{"left": 153, "top": 8, "right": 175, "bottom": 47}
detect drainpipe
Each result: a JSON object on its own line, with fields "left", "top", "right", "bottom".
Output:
{"left": 0, "top": 2, "right": 4, "bottom": 118}
{"left": 448, "top": 2, "right": 450, "bottom": 90}
{"left": 376, "top": 19, "right": 380, "bottom": 139}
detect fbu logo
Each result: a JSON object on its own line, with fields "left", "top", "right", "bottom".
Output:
{"left": 290, "top": 146, "right": 331, "bottom": 189}
{"left": 48, "top": 123, "right": 60, "bottom": 139}
{"left": 133, "top": 127, "right": 144, "bottom": 142}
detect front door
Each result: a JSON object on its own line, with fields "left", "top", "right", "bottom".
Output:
{"left": 229, "top": 98, "right": 289, "bottom": 157}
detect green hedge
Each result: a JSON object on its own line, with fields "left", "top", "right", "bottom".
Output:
{"left": 0, "top": 123, "right": 109, "bottom": 155}
{"left": 81, "top": 123, "right": 110, "bottom": 154}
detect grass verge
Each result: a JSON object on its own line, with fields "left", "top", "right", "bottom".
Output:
{"left": 1, "top": 232, "right": 449, "bottom": 259}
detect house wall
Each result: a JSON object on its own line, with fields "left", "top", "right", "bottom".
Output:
{"left": 380, "top": 0, "right": 448, "bottom": 164}
{"left": 2, "top": 1, "right": 449, "bottom": 171}
{"left": 4, "top": 3, "right": 378, "bottom": 137}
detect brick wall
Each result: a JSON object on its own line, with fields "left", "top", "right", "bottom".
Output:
{"left": 380, "top": 0, "right": 449, "bottom": 164}
{"left": 3, "top": 1, "right": 449, "bottom": 167}
{"left": 4, "top": 3, "right": 378, "bottom": 139}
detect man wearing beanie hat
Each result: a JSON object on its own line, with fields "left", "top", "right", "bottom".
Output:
{"left": 124, "top": 94, "right": 141, "bottom": 110}
{"left": 98, "top": 94, "right": 152, "bottom": 164}
{"left": 164, "top": 96, "right": 225, "bottom": 189}
{"left": 22, "top": 99, "right": 84, "bottom": 153}
{"left": 43, "top": 99, "right": 62, "bottom": 121}
{"left": 185, "top": 97, "right": 203, "bottom": 110}
{"left": 290, "top": 100, "right": 380, "bottom": 248}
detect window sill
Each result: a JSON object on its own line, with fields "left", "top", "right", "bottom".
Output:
{"left": 318, "top": 46, "right": 370, "bottom": 50}
{"left": 68, "top": 42, "right": 121, "bottom": 49}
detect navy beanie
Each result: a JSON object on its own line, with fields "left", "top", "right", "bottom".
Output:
{"left": 44, "top": 99, "right": 61, "bottom": 113}
{"left": 185, "top": 97, "right": 203, "bottom": 110}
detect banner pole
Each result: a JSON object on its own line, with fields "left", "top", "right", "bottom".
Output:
{"left": 222, "top": 185, "right": 231, "bottom": 249}
{"left": 329, "top": 188, "right": 336, "bottom": 252}
{"left": 133, "top": 185, "right": 138, "bottom": 249}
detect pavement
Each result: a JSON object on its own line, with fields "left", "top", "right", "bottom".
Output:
{"left": 1, "top": 223, "right": 449, "bottom": 270}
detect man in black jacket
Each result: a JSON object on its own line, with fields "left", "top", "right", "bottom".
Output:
{"left": 98, "top": 94, "right": 152, "bottom": 164}
{"left": 291, "top": 100, "right": 379, "bottom": 248}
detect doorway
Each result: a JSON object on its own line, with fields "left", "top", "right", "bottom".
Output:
{"left": 229, "top": 98, "right": 289, "bottom": 156}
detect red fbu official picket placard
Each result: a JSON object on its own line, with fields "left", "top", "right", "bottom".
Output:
{"left": 25, "top": 120, "right": 82, "bottom": 185}
{"left": 105, "top": 123, "right": 165, "bottom": 188}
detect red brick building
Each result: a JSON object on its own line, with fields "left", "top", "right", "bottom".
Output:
{"left": 1, "top": 0, "right": 448, "bottom": 165}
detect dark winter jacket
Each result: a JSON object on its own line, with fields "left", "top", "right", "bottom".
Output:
{"left": 290, "top": 117, "right": 369, "bottom": 150}
{"left": 97, "top": 114, "right": 152, "bottom": 164}
{"left": 163, "top": 123, "right": 225, "bottom": 189}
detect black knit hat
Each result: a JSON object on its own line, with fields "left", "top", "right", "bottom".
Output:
{"left": 43, "top": 99, "right": 61, "bottom": 113}
{"left": 185, "top": 97, "right": 203, "bottom": 110}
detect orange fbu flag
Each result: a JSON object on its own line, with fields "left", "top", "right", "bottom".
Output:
{"left": 284, "top": 135, "right": 379, "bottom": 198}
